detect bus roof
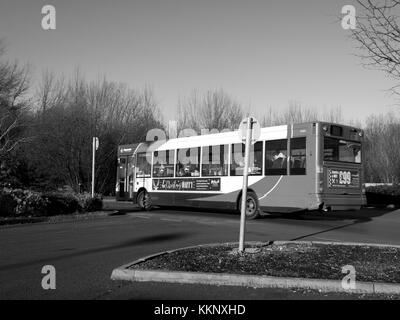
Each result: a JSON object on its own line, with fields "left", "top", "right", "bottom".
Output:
{"left": 124, "top": 121, "right": 363, "bottom": 154}
{"left": 154, "top": 125, "right": 288, "bottom": 151}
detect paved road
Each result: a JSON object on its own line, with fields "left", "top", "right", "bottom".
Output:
{"left": 0, "top": 200, "right": 399, "bottom": 299}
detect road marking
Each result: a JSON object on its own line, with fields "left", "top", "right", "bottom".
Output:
{"left": 135, "top": 216, "right": 150, "bottom": 219}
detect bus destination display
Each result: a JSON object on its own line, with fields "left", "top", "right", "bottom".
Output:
{"left": 328, "top": 169, "right": 360, "bottom": 188}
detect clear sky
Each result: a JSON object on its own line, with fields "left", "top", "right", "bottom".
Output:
{"left": 0, "top": 0, "right": 398, "bottom": 124}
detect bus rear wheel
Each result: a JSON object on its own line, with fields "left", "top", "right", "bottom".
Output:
{"left": 137, "top": 190, "right": 152, "bottom": 211}
{"left": 239, "top": 191, "right": 260, "bottom": 220}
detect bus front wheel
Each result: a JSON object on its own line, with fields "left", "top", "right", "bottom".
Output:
{"left": 137, "top": 190, "right": 152, "bottom": 211}
{"left": 239, "top": 191, "right": 260, "bottom": 220}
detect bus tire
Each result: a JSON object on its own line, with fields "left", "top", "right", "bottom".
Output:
{"left": 143, "top": 192, "right": 152, "bottom": 211}
{"left": 239, "top": 191, "right": 260, "bottom": 220}
{"left": 137, "top": 190, "right": 146, "bottom": 210}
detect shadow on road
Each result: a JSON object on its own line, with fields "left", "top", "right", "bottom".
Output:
{"left": 0, "top": 232, "right": 189, "bottom": 272}
{"left": 118, "top": 233, "right": 189, "bottom": 247}
{"left": 263, "top": 208, "right": 398, "bottom": 241}
{"left": 157, "top": 206, "right": 238, "bottom": 217}
{"left": 104, "top": 197, "right": 397, "bottom": 222}
{"left": 155, "top": 205, "right": 396, "bottom": 224}
{"left": 289, "top": 220, "right": 365, "bottom": 241}
{"left": 104, "top": 197, "right": 397, "bottom": 223}
{"left": 261, "top": 207, "right": 396, "bottom": 222}
{"left": 107, "top": 208, "right": 140, "bottom": 216}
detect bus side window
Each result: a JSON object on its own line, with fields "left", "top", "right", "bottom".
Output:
{"left": 265, "top": 139, "right": 288, "bottom": 176}
{"left": 230, "top": 142, "right": 263, "bottom": 176}
{"left": 136, "top": 152, "right": 151, "bottom": 178}
{"left": 290, "top": 137, "right": 306, "bottom": 175}
{"left": 201, "top": 145, "right": 229, "bottom": 176}
{"left": 153, "top": 150, "right": 175, "bottom": 177}
{"left": 176, "top": 147, "right": 200, "bottom": 177}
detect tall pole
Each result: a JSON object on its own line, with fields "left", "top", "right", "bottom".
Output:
{"left": 239, "top": 117, "right": 252, "bottom": 252}
{"left": 91, "top": 137, "right": 96, "bottom": 197}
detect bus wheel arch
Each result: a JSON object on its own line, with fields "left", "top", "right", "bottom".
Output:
{"left": 236, "top": 189, "right": 261, "bottom": 220}
{"left": 136, "top": 188, "right": 152, "bottom": 211}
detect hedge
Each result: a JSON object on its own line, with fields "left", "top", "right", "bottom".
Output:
{"left": 0, "top": 188, "right": 103, "bottom": 217}
{"left": 365, "top": 184, "right": 400, "bottom": 206}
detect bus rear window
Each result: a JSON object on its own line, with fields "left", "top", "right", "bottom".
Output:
{"left": 324, "top": 137, "right": 361, "bottom": 163}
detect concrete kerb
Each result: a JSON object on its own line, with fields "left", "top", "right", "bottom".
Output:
{"left": 110, "top": 241, "right": 400, "bottom": 295}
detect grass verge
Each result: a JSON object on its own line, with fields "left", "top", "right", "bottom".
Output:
{"left": 130, "top": 242, "right": 400, "bottom": 284}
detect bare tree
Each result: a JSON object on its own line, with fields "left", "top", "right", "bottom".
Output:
{"left": 0, "top": 40, "right": 30, "bottom": 159}
{"left": 30, "top": 71, "right": 163, "bottom": 193}
{"left": 363, "top": 112, "right": 400, "bottom": 183}
{"left": 35, "top": 69, "right": 67, "bottom": 112}
{"left": 351, "top": 0, "right": 400, "bottom": 95}
{"left": 260, "top": 102, "right": 344, "bottom": 126}
{"left": 177, "top": 89, "right": 244, "bottom": 133}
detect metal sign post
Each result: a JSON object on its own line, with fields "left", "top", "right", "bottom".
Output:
{"left": 238, "top": 117, "right": 260, "bottom": 253}
{"left": 92, "top": 137, "right": 99, "bottom": 197}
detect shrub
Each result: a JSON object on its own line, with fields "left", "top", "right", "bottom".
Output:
{"left": 76, "top": 193, "right": 103, "bottom": 212}
{"left": 366, "top": 184, "right": 400, "bottom": 196}
{"left": 0, "top": 191, "right": 16, "bottom": 216}
{"left": 0, "top": 188, "right": 47, "bottom": 217}
{"left": 365, "top": 184, "right": 400, "bottom": 206}
{"left": 42, "top": 192, "right": 80, "bottom": 216}
{"left": 0, "top": 189, "right": 104, "bottom": 217}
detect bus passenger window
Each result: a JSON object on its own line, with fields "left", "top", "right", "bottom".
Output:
{"left": 290, "top": 137, "right": 306, "bottom": 175}
{"left": 136, "top": 153, "right": 151, "bottom": 178}
{"left": 201, "top": 145, "right": 228, "bottom": 176}
{"left": 176, "top": 147, "right": 200, "bottom": 177}
{"left": 230, "top": 142, "right": 262, "bottom": 176}
{"left": 265, "top": 139, "right": 287, "bottom": 175}
{"left": 153, "top": 150, "right": 175, "bottom": 177}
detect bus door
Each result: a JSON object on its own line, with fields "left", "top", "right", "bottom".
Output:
{"left": 128, "top": 154, "right": 136, "bottom": 199}
{"left": 117, "top": 156, "right": 128, "bottom": 199}
{"left": 134, "top": 152, "right": 151, "bottom": 192}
